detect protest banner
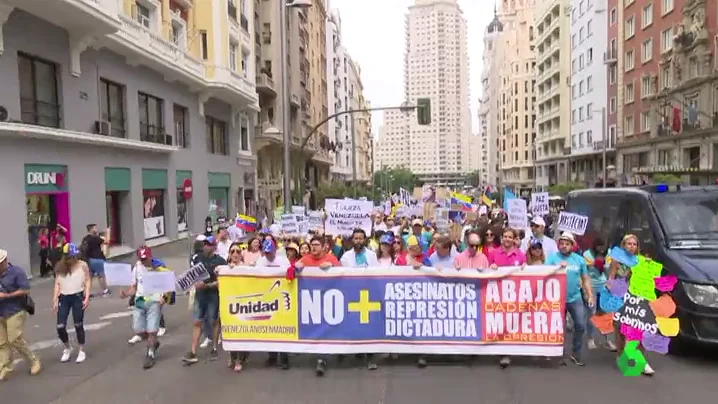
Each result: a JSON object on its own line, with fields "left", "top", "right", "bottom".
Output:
{"left": 506, "top": 199, "right": 528, "bottom": 229}
{"left": 175, "top": 263, "right": 210, "bottom": 292}
{"left": 280, "top": 214, "right": 298, "bottom": 234}
{"left": 218, "top": 265, "right": 567, "bottom": 356}
{"left": 307, "top": 210, "right": 324, "bottom": 231}
{"left": 324, "top": 198, "right": 372, "bottom": 236}
{"left": 531, "top": 192, "right": 549, "bottom": 216}
{"left": 556, "top": 212, "right": 588, "bottom": 235}
{"left": 435, "top": 208, "right": 449, "bottom": 233}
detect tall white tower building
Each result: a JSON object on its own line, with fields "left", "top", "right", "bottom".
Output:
{"left": 397, "top": 0, "right": 471, "bottom": 175}
{"left": 478, "top": 7, "right": 504, "bottom": 186}
{"left": 326, "top": 8, "right": 352, "bottom": 181}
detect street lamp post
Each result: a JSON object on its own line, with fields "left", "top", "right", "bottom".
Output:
{"left": 280, "top": 0, "right": 312, "bottom": 214}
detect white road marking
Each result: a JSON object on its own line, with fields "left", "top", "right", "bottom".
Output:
{"left": 12, "top": 322, "right": 114, "bottom": 368}
{"left": 100, "top": 311, "right": 134, "bottom": 320}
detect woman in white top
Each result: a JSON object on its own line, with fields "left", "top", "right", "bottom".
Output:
{"left": 52, "top": 243, "right": 91, "bottom": 363}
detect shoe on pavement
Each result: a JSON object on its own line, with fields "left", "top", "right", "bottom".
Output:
{"left": 499, "top": 356, "right": 511, "bottom": 368}
{"left": 209, "top": 349, "right": 219, "bottom": 361}
{"left": 182, "top": 352, "right": 199, "bottom": 364}
{"left": 61, "top": 348, "right": 72, "bottom": 363}
{"left": 29, "top": 359, "right": 42, "bottom": 375}
{"left": 143, "top": 354, "right": 156, "bottom": 369}
{"left": 606, "top": 340, "right": 618, "bottom": 352}
{"left": 417, "top": 357, "right": 427, "bottom": 368}
{"left": 157, "top": 328, "right": 166, "bottom": 337}
{"left": 643, "top": 363, "right": 655, "bottom": 376}
{"left": 587, "top": 339, "right": 597, "bottom": 350}
{"left": 315, "top": 359, "right": 327, "bottom": 377}
{"left": 200, "top": 338, "right": 211, "bottom": 348}
{"left": 0, "top": 367, "right": 11, "bottom": 381}
{"left": 570, "top": 354, "right": 585, "bottom": 367}
{"left": 76, "top": 351, "right": 86, "bottom": 363}
{"left": 128, "top": 335, "right": 142, "bottom": 345}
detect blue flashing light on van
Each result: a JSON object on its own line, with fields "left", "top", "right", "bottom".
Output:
{"left": 565, "top": 185, "right": 718, "bottom": 351}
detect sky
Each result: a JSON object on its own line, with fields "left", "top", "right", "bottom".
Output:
{"left": 329, "top": 0, "right": 496, "bottom": 136}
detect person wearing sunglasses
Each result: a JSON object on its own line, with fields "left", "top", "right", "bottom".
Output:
{"left": 526, "top": 238, "right": 545, "bottom": 265}
{"left": 223, "top": 243, "right": 249, "bottom": 372}
{"left": 376, "top": 234, "right": 395, "bottom": 267}
{"left": 520, "top": 217, "right": 558, "bottom": 257}
{"left": 454, "top": 232, "right": 490, "bottom": 270}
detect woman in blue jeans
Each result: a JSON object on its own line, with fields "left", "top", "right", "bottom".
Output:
{"left": 52, "top": 244, "right": 91, "bottom": 363}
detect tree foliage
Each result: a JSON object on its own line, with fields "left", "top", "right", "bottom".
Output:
{"left": 314, "top": 181, "right": 376, "bottom": 207}
{"left": 372, "top": 166, "right": 418, "bottom": 196}
{"left": 466, "top": 170, "right": 481, "bottom": 187}
{"left": 548, "top": 181, "right": 585, "bottom": 196}
{"left": 651, "top": 174, "right": 682, "bottom": 185}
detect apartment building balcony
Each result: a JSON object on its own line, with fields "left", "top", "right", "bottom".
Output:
{"left": 207, "top": 66, "right": 259, "bottom": 107}
{"left": 312, "top": 149, "right": 334, "bottom": 166}
{"left": 255, "top": 121, "right": 283, "bottom": 148}
{"left": 106, "top": 13, "right": 205, "bottom": 87}
{"left": 256, "top": 71, "right": 277, "bottom": 97}
{"left": 290, "top": 94, "right": 301, "bottom": 108}
{"left": 3, "top": 0, "right": 121, "bottom": 37}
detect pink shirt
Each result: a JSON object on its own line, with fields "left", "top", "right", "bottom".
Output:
{"left": 489, "top": 247, "right": 527, "bottom": 266}
{"left": 453, "top": 250, "right": 490, "bottom": 269}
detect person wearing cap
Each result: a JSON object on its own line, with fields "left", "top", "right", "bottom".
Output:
{"left": 520, "top": 216, "right": 558, "bottom": 257}
{"left": 525, "top": 238, "right": 546, "bottom": 265}
{"left": 395, "top": 235, "right": 432, "bottom": 269}
{"left": 376, "top": 234, "right": 396, "bottom": 267}
{"left": 340, "top": 229, "right": 379, "bottom": 268}
{"left": 453, "top": 232, "right": 490, "bottom": 270}
{"left": 52, "top": 243, "right": 91, "bottom": 363}
{"left": 0, "top": 249, "right": 41, "bottom": 380}
{"left": 120, "top": 246, "right": 172, "bottom": 369}
{"left": 545, "top": 232, "right": 593, "bottom": 367}
{"left": 255, "top": 239, "right": 290, "bottom": 268}
{"left": 183, "top": 236, "right": 227, "bottom": 364}
{"left": 285, "top": 242, "right": 300, "bottom": 265}
{"left": 402, "top": 219, "right": 429, "bottom": 252}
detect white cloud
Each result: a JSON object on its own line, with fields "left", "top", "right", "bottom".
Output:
{"left": 329, "top": 0, "right": 495, "bottom": 134}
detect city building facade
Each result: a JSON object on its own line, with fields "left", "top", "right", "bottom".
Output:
{"left": 0, "top": 0, "right": 258, "bottom": 274}
{"left": 498, "top": 0, "right": 537, "bottom": 193}
{"left": 478, "top": 8, "right": 504, "bottom": 187}
{"left": 402, "top": 0, "right": 472, "bottom": 176}
{"left": 568, "top": 0, "right": 616, "bottom": 187}
{"left": 347, "top": 58, "right": 373, "bottom": 183}
{"left": 375, "top": 109, "right": 410, "bottom": 169}
{"left": 255, "top": 0, "right": 331, "bottom": 213}
{"left": 534, "top": 0, "right": 571, "bottom": 190}
{"left": 616, "top": 0, "right": 718, "bottom": 186}
{"left": 607, "top": 0, "right": 620, "bottom": 184}
{"left": 326, "top": 8, "right": 352, "bottom": 181}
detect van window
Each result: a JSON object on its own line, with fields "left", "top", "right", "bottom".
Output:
{"left": 567, "top": 195, "right": 623, "bottom": 250}
{"left": 624, "top": 196, "right": 657, "bottom": 257}
{"left": 652, "top": 191, "right": 718, "bottom": 243}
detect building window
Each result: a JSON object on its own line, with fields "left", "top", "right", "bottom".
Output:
{"left": 587, "top": 20, "right": 592, "bottom": 36}
{"left": 660, "top": 28, "right": 673, "bottom": 53}
{"left": 610, "top": 97, "right": 617, "bottom": 113}
{"left": 625, "top": 83, "right": 635, "bottom": 103}
{"left": 173, "top": 104, "right": 189, "bottom": 148}
{"left": 229, "top": 41, "right": 238, "bottom": 72}
{"left": 625, "top": 49, "right": 635, "bottom": 71}
{"left": 587, "top": 76, "right": 593, "bottom": 92}
{"left": 206, "top": 116, "right": 228, "bottom": 155}
{"left": 135, "top": 2, "right": 152, "bottom": 28}
{"left": 658, "top": 149, "right": 672, "bottom": 165}
{"left": 641, "top": 76, "right": 652, "bottom": 98}
{"left": 239, "top": 115, "right": 250, "bottom": 152}
{"left": 642, "top": 38, "right": 653, "bottom": 63}
{"left": 18, "top": 53, "right": 60, "bottom": 128}
{"left": 625, "top": 115, "right": 635, "bottom": 136}
{"left": 640, "top": 110, "right": 650, "bottom": 132}
{"left": 587, "top": 130, "right": 593, "bottom": 144}
{"left": 138, "top": 92, "right": 166, "bottom": 144}
{"left": 662, "top": 0, "right": 674, "bottom": 15}
{"left": 587, "top": 48, "right": 593, "bottom": 63}
{"left": 241, "top": 49, "right": 249, "bottom": 78}
{"left": 642, "top": 4, "right": 653, "bottom": 28}
{"left": 661, "top": 64, "right": 671, "bottom": 89}
{"left": 99, "top": 78, "right": 126, "bottom": 137}
{"left": 587, "top": 103, "right": 593, "bottom": 118}
{"left": 609, "top": 64, "right": 617, "bottom": 84}
{"left": 610, "top": 8, "right": 617, "bottom": 25}
{"left": 625, "top": 16, "right": 635, "bottom": 39}
{"left": 200, "top": 30, "right": 208, "bottom": 59}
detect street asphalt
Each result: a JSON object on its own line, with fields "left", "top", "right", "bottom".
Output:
{"left": 2, "top": 244, "right": 718, "bottom": 404}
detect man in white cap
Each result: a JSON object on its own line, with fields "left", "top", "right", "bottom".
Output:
{"left": 0, "top": 249, "right": 41, "bottom": 380}
{"left": 521, "top": 216, "right": 558, "bottom": 257}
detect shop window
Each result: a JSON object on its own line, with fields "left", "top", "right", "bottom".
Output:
{"left": 208, "top": 187, "right": 229, "bottom": 222}
{"left": 177, "top": 188, "right": 188, "bottom": 232}
{"left": 142, "top": 189, "right": 166, "bottom": 239}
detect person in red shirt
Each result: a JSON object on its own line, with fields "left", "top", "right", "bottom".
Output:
{"left": 292, "top": 236, "right": 339, "bottom": 377}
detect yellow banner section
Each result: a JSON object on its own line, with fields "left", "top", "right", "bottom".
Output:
{"left": 219, "top": 275, "right": 299, "bottom": 341}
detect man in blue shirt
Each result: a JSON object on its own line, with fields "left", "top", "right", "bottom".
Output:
{"left": 429, "top": 236, "right": 456, "bottom": 269}
{"left": 545, "top": 233, "right": 594, "bottom": 366}
{"left": 0, "top": 249, "right": 41, "bottom": 380}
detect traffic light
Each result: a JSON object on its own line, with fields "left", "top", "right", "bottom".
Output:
{"left": 417, "top": 98, "right": 431, "bottom": 125}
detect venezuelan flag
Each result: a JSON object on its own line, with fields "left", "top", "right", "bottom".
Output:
{"left": 450, "top": 192, "right": 472, "bottom": 212}
{"left": 481, "top": 194, "right": 494, "bottom": 207}
{"left": 236, "top": 214, "right": 257, "bottom": 232}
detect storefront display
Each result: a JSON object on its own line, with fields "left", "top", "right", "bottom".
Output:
{"left": 143, "top": 189, "right": 165, "bottom": 239}
{"left": 208, "top": 172, "right": 231, "bottom": 223}
{"left": 176, "top": 171, "right": 192, "bottom": 233}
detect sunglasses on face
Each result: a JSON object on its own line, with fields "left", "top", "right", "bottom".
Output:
{"left": 486, "top": 233, "right": 494, "bottom": 237}
{"left": 468, "top": 244, "right": 480, "bottom": 248}
{"left": 230, "top": 249, "right": 241, "bottom": 254}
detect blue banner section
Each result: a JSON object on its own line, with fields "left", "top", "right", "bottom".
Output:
{"left": 297, "top": 276, "right": 483, "bottom": 342}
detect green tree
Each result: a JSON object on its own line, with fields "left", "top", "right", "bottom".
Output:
{"left": 314, "top": 181, "right": 375, "bottom": 207}
{"left": 466, "top": 170, "right": 481, "bottom": 187}
{"left": 372, "top": 166, "right": 418, "bottom": 197}
{"left": 651, "top": 174, "right": 682, "bottom": 185}
{"left": 548, "top": 181, "right": 585, "bottom": 196}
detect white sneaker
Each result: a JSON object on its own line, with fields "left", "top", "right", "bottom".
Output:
{"left": 60, "top": 348, "right": 72, "bottom": 363}
{"left": 643, "top": 363, "right": 655, "bottom": 375}
{"left": 200, "top": 337, "right": 211, "bottom": 348}
{"left": 128, "top": 335, "right": 142, "bottom": 345}
{"left": 75, "top": 351, "right": 86, "bottom": 363}
{"left": 587, "top": 339, "right": 597, "bottom": 350}
{"left": 157, "top": 328, "right": 166, "bottom": 337}
{"left": 217, "top": 337, "right": 222, "bottom": 346}
{"left": 605, "top": 340, "right": 618, "bottom": 352}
